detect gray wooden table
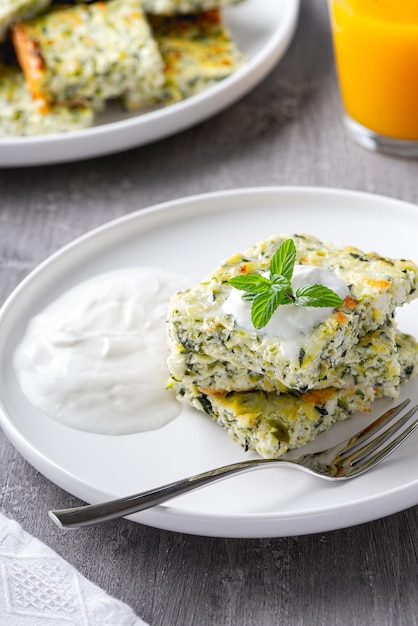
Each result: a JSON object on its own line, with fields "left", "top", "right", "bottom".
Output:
{"left": 1, "top": 1, "right": 418, "bottom": 624}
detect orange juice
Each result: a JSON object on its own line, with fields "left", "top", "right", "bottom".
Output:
{"left": 329, "top": 0, "right": 418, "bottom": 140}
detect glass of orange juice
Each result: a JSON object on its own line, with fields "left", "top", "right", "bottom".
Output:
{"left": 329, "top": 0, "right": 418, "bottom": 157}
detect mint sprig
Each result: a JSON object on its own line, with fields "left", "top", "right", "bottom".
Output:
{"left": 228, "top": 239, "right": 344, "bottom": 329}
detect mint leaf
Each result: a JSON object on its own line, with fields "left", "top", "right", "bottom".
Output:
{"left": 227, "top": 238, "right": 345, "bottom": 329}
{"left": 270, "top": 274, "right": 291, "bottom": 291}
{"left": 270, "top": 238, "right": 296, "bottom": 280}
{"left": 241, "top": 291, "right": 259, "bottom": 303}
{"left": 251, "top": 290, "right": 285, "bottom": 328}
{"left": 294, "top": 284, "right": 343, "bottom": 307}
{"left": 228, "top": 274, "right": 270, "bottom": 292}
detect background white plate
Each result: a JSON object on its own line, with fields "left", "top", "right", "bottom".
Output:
{"left": 0, "top": 0, "right": 300, "bottom": 168}
{"left": 1, "top": 186, "right": 418, "bottom": 538}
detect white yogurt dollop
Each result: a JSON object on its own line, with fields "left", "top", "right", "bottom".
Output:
{"left": 13, "top": 268, "right": 190, "bottom": 435}
{"left": 223, "top": 264, "right": 350, "bottom": 340}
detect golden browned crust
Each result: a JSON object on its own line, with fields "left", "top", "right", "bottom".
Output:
{"left": 12, "top": 22, "right": 47, "bottom": 107}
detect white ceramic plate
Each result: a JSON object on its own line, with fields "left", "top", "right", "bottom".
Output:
{"left": 1, "top": 186, "right": 418, "bottom": 538}
{"left": 0, "top": 0, "right": 299, "bottom": 168}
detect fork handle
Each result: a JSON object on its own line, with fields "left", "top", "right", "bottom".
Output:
{"left": 49, "top": 458, "right": 291, "bottom": 529}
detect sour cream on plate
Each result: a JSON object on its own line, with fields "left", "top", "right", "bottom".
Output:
{"left": 13, "top": 268, "right": 190, "bottom": 435}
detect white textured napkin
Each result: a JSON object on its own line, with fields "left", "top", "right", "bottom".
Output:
{"left": 0, "top": 513, "right": 148, "bottom": 625}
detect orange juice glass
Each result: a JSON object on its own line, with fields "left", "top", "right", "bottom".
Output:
{"left": 329, "top": 0, "right": 418, "bottom": 156}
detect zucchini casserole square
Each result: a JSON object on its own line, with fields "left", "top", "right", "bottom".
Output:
{"left": 124, "top": 10, "right": 245, "bottom": 109}
{"left": 12, "top": 0, "right": 165, "bottom": 109}
{"left": 167, "top": 234, "right": 418, "bottom": 458}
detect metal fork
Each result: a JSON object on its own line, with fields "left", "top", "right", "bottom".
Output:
{"left": 49, "top": 399, "right": 418, "bottom": 529}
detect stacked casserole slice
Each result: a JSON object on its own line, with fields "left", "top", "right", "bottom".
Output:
{"left": 167, "top": 234, "right": 418, "bottom": 458}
